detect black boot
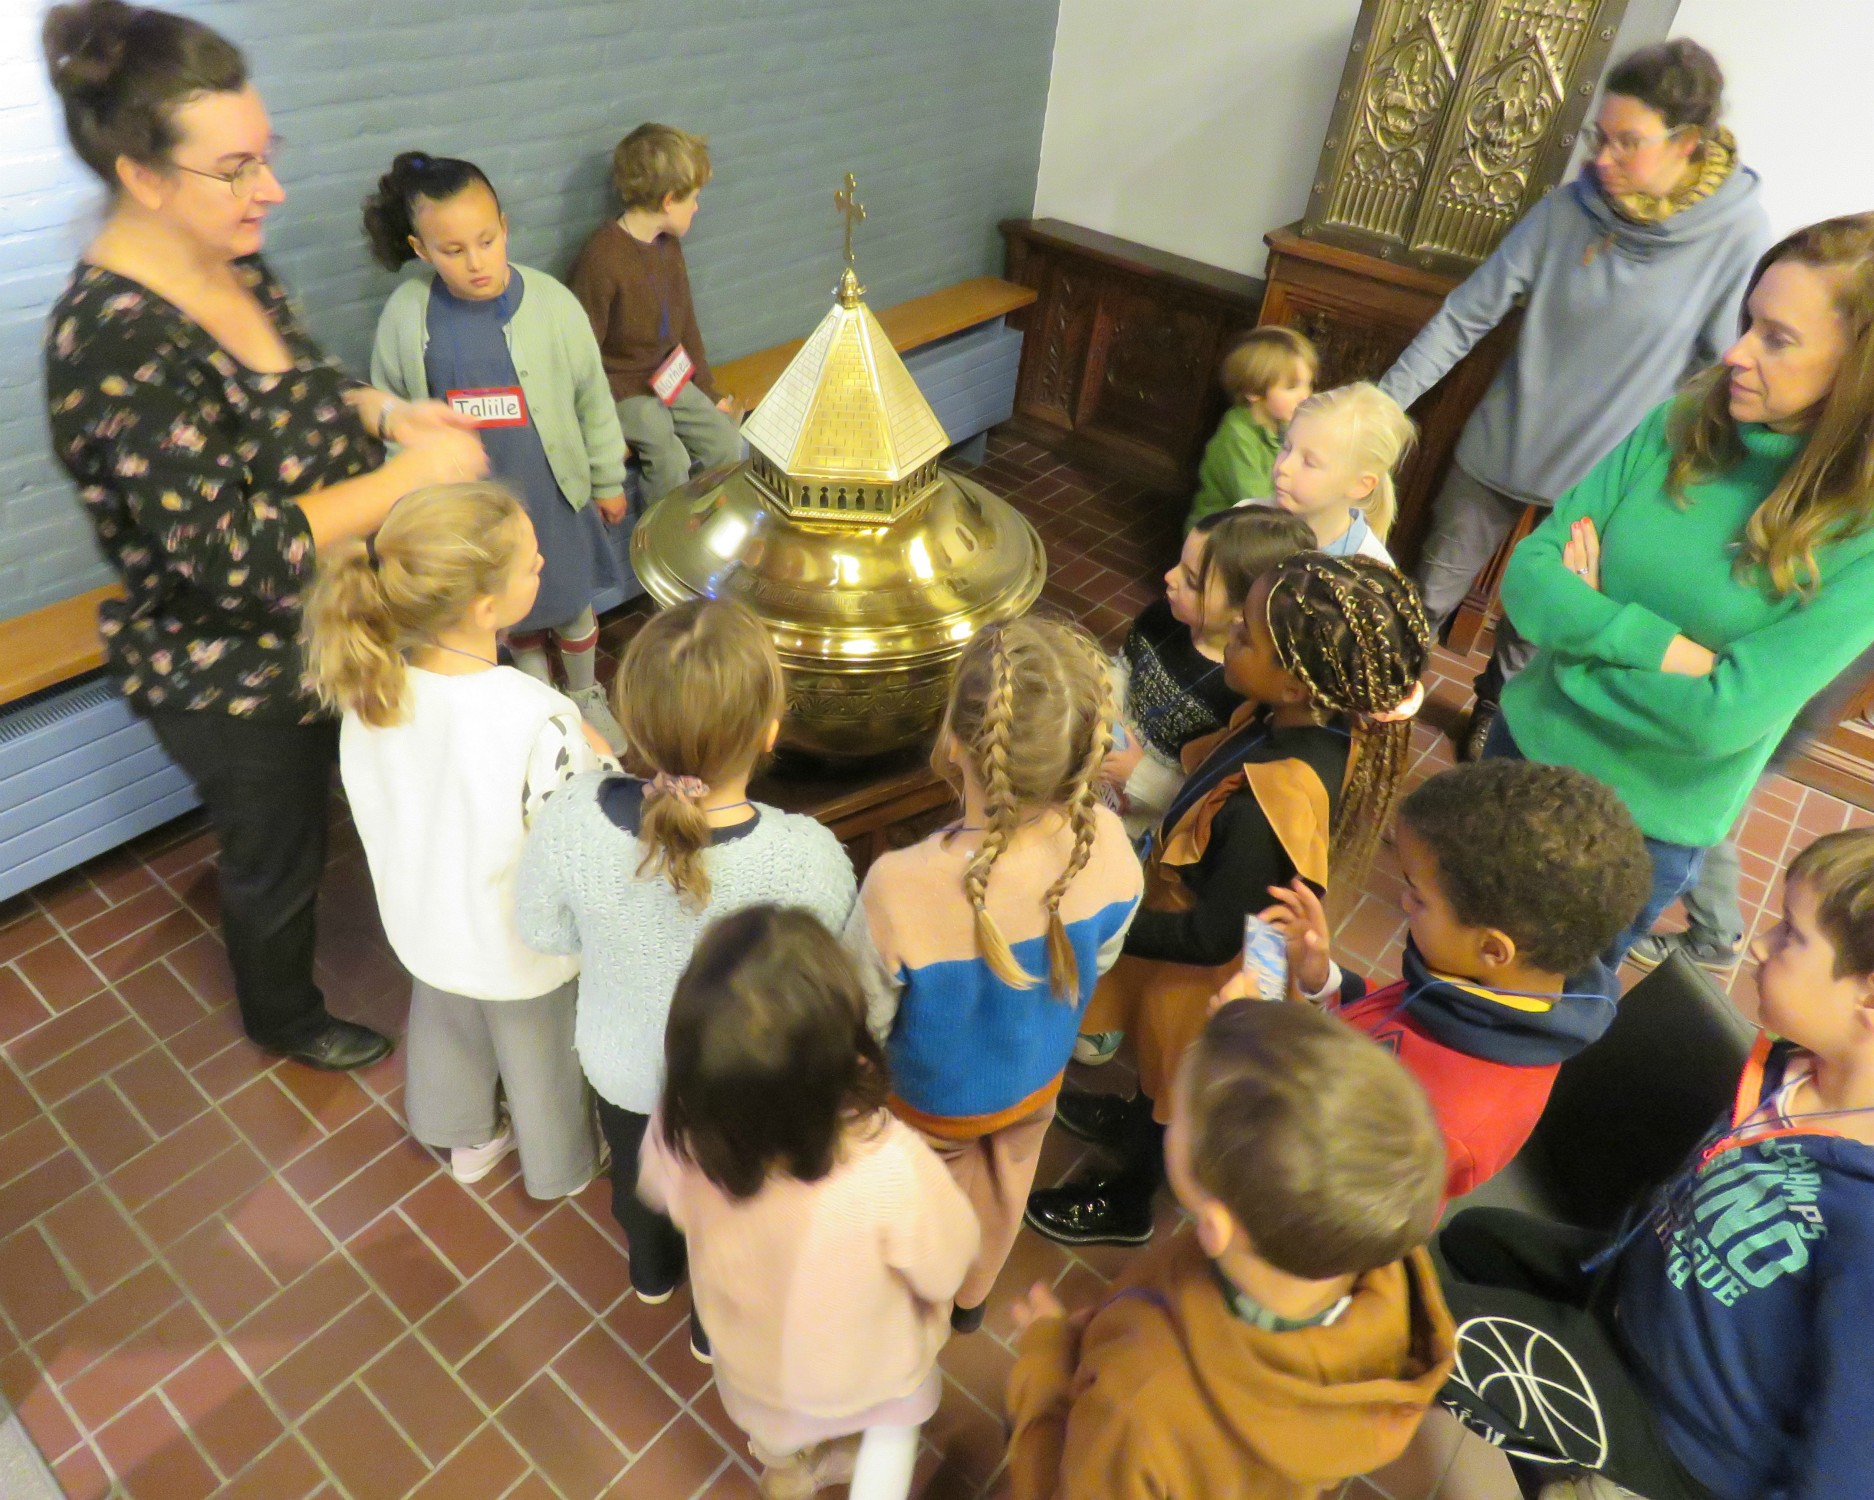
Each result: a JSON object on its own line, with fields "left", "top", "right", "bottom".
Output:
{"left": 1025, "top": 1175, "right": 1156, "bottom": 1246}
{"left": 1052, "top": 1089, "right": 1145, "bottom": 1153}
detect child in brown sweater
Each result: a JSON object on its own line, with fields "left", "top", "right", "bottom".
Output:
{"left": 569, "top": 123, "right": 743, "bottom": 504}
{"left": 1006, "top": 1001, "right": 1455, "bottom": 1500}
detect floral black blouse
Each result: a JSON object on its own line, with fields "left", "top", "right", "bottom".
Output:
{"left": 44, "top": 257, "right": 380, "bottom": 723}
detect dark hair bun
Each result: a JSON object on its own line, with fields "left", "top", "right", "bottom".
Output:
{"left": 43, "top": 0, "right": 135, "bottom": 99}
{"left": 1605, "top": 37, "right": 1725, "bottom": 134}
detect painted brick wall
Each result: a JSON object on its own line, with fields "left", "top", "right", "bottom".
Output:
{"left": 0, "top": 0, "right": 1059, "bottom": 620}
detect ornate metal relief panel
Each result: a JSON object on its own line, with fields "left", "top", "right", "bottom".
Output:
{"left": 1303, "top": 0, "right": 1629, "bottom": 275}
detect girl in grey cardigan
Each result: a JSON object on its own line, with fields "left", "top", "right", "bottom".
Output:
{"left": 1378, "top": 40, "right": 1769, "bottom": 754}
{"left": 515, "top": 601, "right": 856, "bottom": 1356}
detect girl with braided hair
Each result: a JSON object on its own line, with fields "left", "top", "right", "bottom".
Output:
{"left": 849, "top": 617, "right": 1144, "bottom": 1332}
{"left": 1028, "top": 553, "right": 1431, "bottom": 1248}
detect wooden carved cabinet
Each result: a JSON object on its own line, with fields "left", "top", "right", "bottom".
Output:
{"left": 999, "top": 219, "right": 1265, "bottom": 493}
{"left": 1257, "top": 223, "right": 1518, "bottom": 578}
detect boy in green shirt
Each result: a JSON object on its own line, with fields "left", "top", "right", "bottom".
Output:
{"left": 1185, "top": 327, "right": 1317, "bottom": 532}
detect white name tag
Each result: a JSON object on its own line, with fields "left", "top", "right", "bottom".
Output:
{"left": 650, "top": 344, "right": 695, "bottom": 407}
{"left": 446, "top": 386, "right": 528, "bottom": 428}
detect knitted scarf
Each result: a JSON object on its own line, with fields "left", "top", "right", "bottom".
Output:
{"left": 1607, "top": 127, "right": 1738, "bottom": 226}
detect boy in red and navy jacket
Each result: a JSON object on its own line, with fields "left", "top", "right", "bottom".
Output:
{"left": 1238, "top": 760, "right": 1654, "bottom": 1201}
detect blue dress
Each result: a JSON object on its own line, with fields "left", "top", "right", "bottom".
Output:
{"left": 423, "top": 276, "right": 611, "bottom": 633}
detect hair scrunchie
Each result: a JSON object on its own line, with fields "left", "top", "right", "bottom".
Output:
{"left": 646, "top": 772, "right": 710, "bottom": 804}
{"left": 1366, "top": 680, "right": 1425, "bottom": 724}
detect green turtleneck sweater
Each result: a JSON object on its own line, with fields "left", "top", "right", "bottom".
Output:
{"left": 1186, "top": 406, "right": 1283, "bottom": 531}
{"left": 1500, "top": 400, "right": 1874, "bottom": 848}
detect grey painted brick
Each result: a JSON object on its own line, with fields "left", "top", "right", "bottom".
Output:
{"left": 3, "top": 0, "right": 1058, "bottom": 622}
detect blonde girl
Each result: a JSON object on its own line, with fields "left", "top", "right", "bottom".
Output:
{"left": 515, "top": 599, "right": 855, "bottom": 1358}
{"left": 302, "top": 482, "right": 611, "bottom": 1198}
{"left": 1255, "top": 381, "right": 1417, "bottom": 565}
{"left": 640, "top": 906, "right": 978, "bottom": 1500}
{"left": 850, "top": 617, "right": 1144, "bottom": 1331}
{"left": 1028, "top": 553, "right": 1431, "bottom": 1249}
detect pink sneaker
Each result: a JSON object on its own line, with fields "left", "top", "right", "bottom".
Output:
{"left": 450, "top": 1119, "right": 516, "bottom": 1185}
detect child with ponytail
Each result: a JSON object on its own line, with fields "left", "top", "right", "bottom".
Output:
{"left": 515, "top": 599, "right": 856, "bottom": 1356}
{"left": 849, "top": 618, "right": 1144, "bottom": 1331}
{"left": 363, "top": 152, "right": 630, "bottom": 749}
{"left": 1026, "top": 553, "right": 1431, "bottom": 1249}
{"left": 1247, "top": 381, "right": 1416, "bottom": 565}
{"left": 303, "top": 482, "right": 613, "bottom": 1198}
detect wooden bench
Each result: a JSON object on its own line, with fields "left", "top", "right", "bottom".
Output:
{"left": 0, "top": 583, "right": 120, "bottom": 709}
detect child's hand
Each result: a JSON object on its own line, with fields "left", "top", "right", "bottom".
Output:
{"left": 1562, "top": 517, "right": 1601, "bottom": 592}
{"left": 1209, "top": 970, "right": 1258, "bottom": 1015}
{"left": 594, "top": 492, "right": 629, "bottom": 525}
{"left": 1101, "top": 739, "right": 1144, "bottom": 787}
{"left": 716, "top": 395, "right": 743, "bottom": 421}
{"left": 1259, "top": 879, "right": 1332, "bottom": 998}
{"left": 1009, "top": 1281, "right": 1091, "bottom": 1340}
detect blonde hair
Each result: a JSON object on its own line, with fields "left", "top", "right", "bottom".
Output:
{"left": 1220, "top": 326, "right": 1318, "bottom": 405}
{"left": 302, "top": 482, "right": 524, "bottom": 728}
{"left": 612, "top": 122, "right": 712, "bottom": 211}
{"left": 611, "top": 599, "right": 785, "bottom": 909}
{"left": 1289, "top": 382, "right": 1417, "bottom": 542}
{"left": 1668, "top": 213, "right": 1874, "bottom": 599}
{"left": 938, "top": 617, "right": 1113, "bottom": 1000}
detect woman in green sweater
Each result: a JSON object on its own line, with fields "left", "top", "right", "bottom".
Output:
{"left": 1490, "top": 214, "right": 1874, "bottom": 965}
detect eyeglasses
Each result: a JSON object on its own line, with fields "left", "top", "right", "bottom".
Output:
{"left": 1584, "top": 124, "right": 1687, "bottom": 160}
{"left": 174, "top": 142, "right": 283, "bottom": 197}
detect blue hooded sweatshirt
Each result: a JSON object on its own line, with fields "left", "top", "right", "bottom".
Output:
{"left": 1379, "top": 161, "right": 1770, "bottom": 505}
{"left": 1614, "top": 1037, "right": 1874, "bottom": 1500}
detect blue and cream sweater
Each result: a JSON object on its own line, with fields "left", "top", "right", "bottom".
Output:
{"left": 850, "top": 808, "right": 1143, "bottom": 1137}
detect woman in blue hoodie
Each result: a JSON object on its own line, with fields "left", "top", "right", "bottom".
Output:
{"left": 1378, "top": 39, "right": 1770, "bottom": 757}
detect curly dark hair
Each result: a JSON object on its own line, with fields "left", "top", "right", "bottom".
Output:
{"left": 1399, "top": 761, "right": 1652, "bottom": 976}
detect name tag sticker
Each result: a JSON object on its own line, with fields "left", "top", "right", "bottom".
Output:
{"left": 446, "top": 386, "right": 528, "bottom": 427}
{"left": 650, "top": 344, "right": 695, "bottom": 407}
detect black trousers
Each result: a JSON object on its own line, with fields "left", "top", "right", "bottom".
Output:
{"left": 147, "top": 709, "right": 339, "bottom": 1051}
{"left": 594, "top": 1098, "right": 688, "bottom": 1297}
{"left": 1434, "top": 1208, "right": 1717, "bottom": 1500}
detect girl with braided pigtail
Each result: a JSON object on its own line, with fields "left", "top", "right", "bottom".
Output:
{"left": 848, "top": 618, "right": 1144, "bottom": 1332}
{"left": 1028, "top": 553, "right": 1431, "bottom": 1250}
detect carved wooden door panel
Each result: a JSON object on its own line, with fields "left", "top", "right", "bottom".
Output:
{"left": 1017, "top": 264, "right": 1098, "bottom": 435}
{"left": 1089, "top": 285, "right": 1220, "bottom": 471}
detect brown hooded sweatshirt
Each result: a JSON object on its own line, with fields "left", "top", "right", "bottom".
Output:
{"left": 1006, "top": 1232, "right": 1456, "bottom": 1500}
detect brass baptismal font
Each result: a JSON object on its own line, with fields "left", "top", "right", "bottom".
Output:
{"left": 632, "top": 176, "right": 1046, "bottom": 757}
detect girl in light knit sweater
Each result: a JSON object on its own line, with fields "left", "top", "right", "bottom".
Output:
{"left": 515, "top": 599, "right": 856, "bottom": 1358}
{"left": 640, "top": 906, "right": 978, "bottom": 1500}
{"left": 850, "top": 618, "right": 1144, "bottom": 1332}
{"left": 303, "top": 483, "right": 613, "bottom": 1199}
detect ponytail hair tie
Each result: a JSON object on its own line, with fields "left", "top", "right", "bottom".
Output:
{"left": 646, "top": 772, "right": 709, "bottom": 805}
{"left": 363, "top": 533, "right": 382, "bottom": 571}
{"left": 1367, "top": 680, "right": 1424, "bottom": 724}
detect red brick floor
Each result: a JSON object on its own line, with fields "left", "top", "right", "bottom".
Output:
{"left": 0, "top": 429, "right": 1865, "bottom": 1500}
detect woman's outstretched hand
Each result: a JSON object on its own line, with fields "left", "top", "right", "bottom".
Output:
{"left": 388, "top": 398, "right": 480, "bottom": 444}
{"left": 1562, "top": 517, "right": 1602, "bottom": 592}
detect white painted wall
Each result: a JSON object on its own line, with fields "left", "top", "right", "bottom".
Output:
{"left": 1670, "top": 0, "right": 1874, "bottom": 234}
{"left": 1032, "top": 0, "right": 1364, "bottom": 276}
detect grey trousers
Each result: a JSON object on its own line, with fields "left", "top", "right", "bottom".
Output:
{"left": 616, "top": 382, "right": 745, "bottom": 505}
{"left": 1414, "top": 463, "right": 1542, "bottom": 703}
{"left": 404, "top": 978, "right": 599, "bottom": 1199}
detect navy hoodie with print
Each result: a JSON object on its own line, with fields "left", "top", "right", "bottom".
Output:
{"left": 1615, "top": 1037, "right": 1874, "bottom": 1500}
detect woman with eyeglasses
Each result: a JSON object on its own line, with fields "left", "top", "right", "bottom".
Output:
{"left": 41, "top": 1, "right": 487, "bottom": 1072}
{"left": 1378, "top": 39, "right": 1770, "bottom": 759}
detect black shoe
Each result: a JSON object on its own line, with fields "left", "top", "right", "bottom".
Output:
{"left": 1459, "top": 699, "right": 1499, "bottom": 762}
{"left": 950, "top": 1301, "right": 985, "bottom": 1334}
{"left": 1025, "top": 1176, "right": 1156, "bottom": 1247}
{"left": 1053, "top": 1091, "right": 1139, "bottom": 1153}
{"left": 689, "top": 1311, "right": 712, "bottom": 1365}
{"left": 268, "top": 1019, "right": 393, "bottom": 1072}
